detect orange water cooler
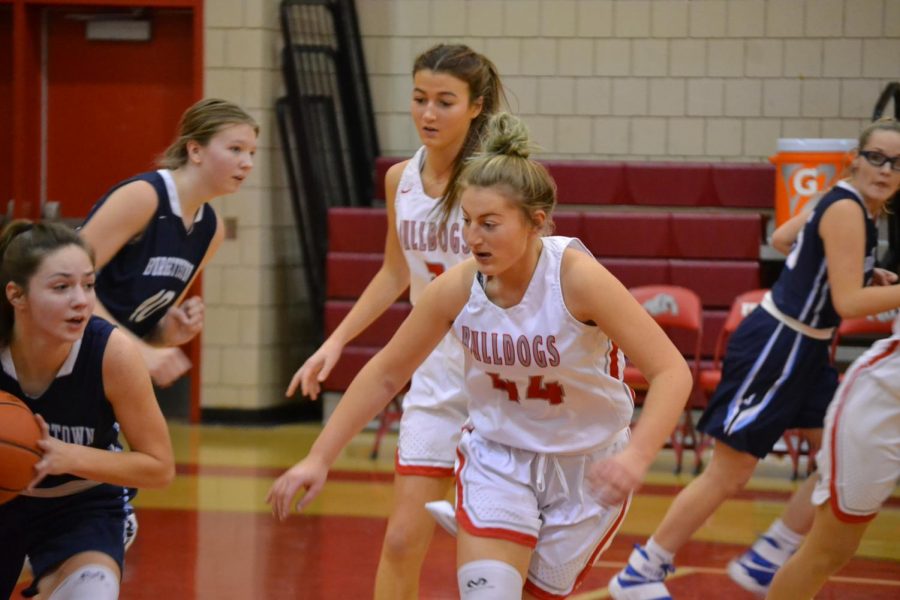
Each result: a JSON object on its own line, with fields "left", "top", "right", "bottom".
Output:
{"left": 770, "top": 138, "right": 857, "bottom": 226}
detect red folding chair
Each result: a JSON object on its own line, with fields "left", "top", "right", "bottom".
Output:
{"left": 625, "top": 285, "right": 703, "bottom": 474}
{"left": 695, "top": 289, "right": 768, "bottom": 473}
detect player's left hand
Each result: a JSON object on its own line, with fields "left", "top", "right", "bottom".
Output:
{"left": 871, "top": 267, "right": 899, "bottom": 286}
{"left": 586, "top": 449, "right": 647, "bottom": 507}
{"left": 157, "top": 296, "right": 205, "bottom": 346}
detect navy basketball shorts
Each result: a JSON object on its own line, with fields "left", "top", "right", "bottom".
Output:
{"left": 698, "top": 309, "right": 838, "bottom": 459}
{"left": 0, "top": 484, "right": 127, "bottom": 597}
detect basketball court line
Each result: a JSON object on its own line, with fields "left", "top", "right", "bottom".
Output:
{"left": 569, "top": 561, "right": 900, "bottom": 599}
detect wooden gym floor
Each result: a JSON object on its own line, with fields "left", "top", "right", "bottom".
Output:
{"left": 14, "top": 422, "right": 900, "bottom": 599}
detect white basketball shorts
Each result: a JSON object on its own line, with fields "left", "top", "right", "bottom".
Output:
{"left": 812, "top": 338, "right": 900, "bottom": 522}
{"left": 455, "top": 428, "right": 631, "bottom": 598}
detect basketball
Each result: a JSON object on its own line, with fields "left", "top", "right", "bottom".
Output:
{"left": 0, "top": 391, "right": 42, "bottom": 505}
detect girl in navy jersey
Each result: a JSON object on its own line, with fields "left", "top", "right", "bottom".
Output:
{"left": 285, "top": 44, "right": 505, "bottom": 599}
{"left": 81, "top": 98, "right": 258, "bottom": 388}
{"left": 270, "top": 113, "right": 692, "bottom": 599}
{"left": 610, "top": 118, "right": 900, "bottom": 600}
{"left": 0, "top": 221, "right": 173, "bottom": 600}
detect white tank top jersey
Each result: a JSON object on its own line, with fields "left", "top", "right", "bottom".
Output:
{"left": 394, "top": 146, "right": 471, "bottom": 304}
{"left": 452, "top": 236, "right": 634, "bottom": 455}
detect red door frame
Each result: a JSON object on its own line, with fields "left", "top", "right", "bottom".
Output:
{"left": 10, "top": 0, "right": 205, "bottom": 422}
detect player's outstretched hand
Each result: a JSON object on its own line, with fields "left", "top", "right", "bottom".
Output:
{"left": 285, "top": 339, "right": 343, "bottom": 400}
{"left": 586, "top": 448, "right": 648, "bottom": 507}
{"left": 266, "top": 458, "right": 328, "bottom": 521}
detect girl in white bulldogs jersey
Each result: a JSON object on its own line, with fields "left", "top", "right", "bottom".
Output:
{"left": 455, "top": 235, "right": 633, "bottom": 455}
{"left": 285, "top": 44, "right": 506, "bottom": 599}
{"left": 270, "top": 113, "right": 691, "bottom": 599}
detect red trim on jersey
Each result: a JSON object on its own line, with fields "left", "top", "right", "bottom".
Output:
{"left": 524, "top": 495, "right": 632, "bottom": 599}
{"left": 828, "top": 339, "right": 899, "bottom": 524}
{"left": 609, "top": 341, "right": 621, "bottom": 379}
{"left": 455, "top": 447, "right": 538, "bottom": 549}
{"left": 394, "top": 450, "right": 454, "bottom": 478}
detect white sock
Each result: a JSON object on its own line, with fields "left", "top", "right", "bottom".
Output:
{"left": 761, "top": 519, "right": 804, "bottom": 553}
{"left": 646, "top": 537, "right": 675, "bottom": 565}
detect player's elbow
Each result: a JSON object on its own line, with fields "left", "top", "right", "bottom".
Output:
{"left": 146, "top": 456, "right": 176, "bottom": 488}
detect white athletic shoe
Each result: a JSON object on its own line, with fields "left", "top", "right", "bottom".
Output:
{"left": 608, "top": 544, "right": 674, "bottom": 600}
{"left": 424, "top": 500, "right": 458, "bottom": 536}
{"left": 726, "top": 535, "right": 787, "bottom": 597}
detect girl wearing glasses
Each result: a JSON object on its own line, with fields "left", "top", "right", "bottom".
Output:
{"left": 610, "top": 118, "right": 900, "bottom": 600}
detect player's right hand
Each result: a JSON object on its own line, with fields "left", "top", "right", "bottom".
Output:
{"left": 266, "top": 457, "right": 328, "bottom": 521}
{"left": 143, "top": 346, "right": 192, "bottom": 388}
{"left": 285, "top": 340, "right": 343, "bottom": 400}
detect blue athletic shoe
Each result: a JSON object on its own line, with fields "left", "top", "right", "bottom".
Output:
{"left": 608, "top": 544, "right": 674, "bottom": 600}
{"left": 726, "top": 537, "right": 784, "bottom": 597}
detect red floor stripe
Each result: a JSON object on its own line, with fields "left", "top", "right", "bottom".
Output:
{"left": 171, "top": 463, "right": 900, "bottom": 507}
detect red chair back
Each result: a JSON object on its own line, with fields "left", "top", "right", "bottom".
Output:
{"left": 629, "top": 285, "right": 703, "bottom": 378}
{"left": 713, "top": 288, "right": 769, "bottom": 366}
{"left": 829, "top": 309, "right": 898, "bottom": 363}
{"left": 629, "top": 285, "right": 703, "bottom": 331}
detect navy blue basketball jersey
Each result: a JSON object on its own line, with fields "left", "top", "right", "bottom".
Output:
{"left": 0, "top": 317, "right": 121, "bottom": 489}
{"left": 772, "top": 181, "right": 878, "bottom": 329}
{"left": 84, "top": 170, "right": 218, "bottom": 338}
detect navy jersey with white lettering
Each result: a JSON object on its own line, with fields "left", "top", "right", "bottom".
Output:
{"left": 772, "top": 181, "right": 878, "bottom": 329}
{"left": 84, "top": 170, "right": 218, "bottom": 338}
{"left": 0, "top": 317, "right": 121, "bottom": 489}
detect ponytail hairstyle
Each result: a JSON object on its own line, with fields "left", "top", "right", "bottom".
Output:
{"left": 413, "top": 44, "right": 507, "bottom": 224}
{"left": 157, "top": 98, "right": 259, "bottom": 170}
{"left": 459, "top": 113, "right": 556, "bottom": 234}
{"left": 0, "top": 221, "right": 94, "bottom": 345}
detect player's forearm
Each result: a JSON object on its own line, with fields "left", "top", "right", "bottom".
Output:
{"left": 60, "top": 444, "right": 174, "bottom": 489}
{"left": 327, "top": 268, "right": 409, "bottom": 348}
{"left": 629, "top": 366, "right": 692, "bottom": 465}
{"left": 307, "top": 364, "right": 402, "bottom": 468}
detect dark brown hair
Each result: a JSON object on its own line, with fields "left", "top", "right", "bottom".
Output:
{"left": 413, "top": 44, "right": 507, "bottom": 224}
{"left": 0, "top": 221, "right": 94, "bottom": 345}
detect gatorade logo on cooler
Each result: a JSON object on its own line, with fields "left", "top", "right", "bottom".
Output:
{"left": 785, "top": 164, "right": 837, "bottom": 214}
{"left": 770, "top": 138, "right": 856, "bottom": 226}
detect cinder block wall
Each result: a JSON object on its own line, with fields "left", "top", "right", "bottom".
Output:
{"left": 200, "top": 0, "right": 899, "bottom": 412}
{"left": 359, "top": 0, "right": 899, "bottom": 160}
{"left": 201, "top": 0, "right": 311, "bottom": 412}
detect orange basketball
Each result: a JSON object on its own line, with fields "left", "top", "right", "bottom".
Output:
{"left": 0, "top": 391, "right": 42, "bottom": 505}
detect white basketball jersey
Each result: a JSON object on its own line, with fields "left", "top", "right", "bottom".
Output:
{"left": 452, "top": 236, "right": 634, "bottom": 454}
{"left": 394, "top": 147, "right": 470, "bottom": 304}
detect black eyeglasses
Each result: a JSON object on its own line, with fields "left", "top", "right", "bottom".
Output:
{"left": 859, "top": 150, "right": 900, "bottom": 173}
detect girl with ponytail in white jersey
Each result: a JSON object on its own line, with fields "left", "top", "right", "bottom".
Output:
{"left": 284, "top": 44, "right": 506, "bottom": 599}
{"left": 270, "top": 113, "right": 692, "bottom": 599}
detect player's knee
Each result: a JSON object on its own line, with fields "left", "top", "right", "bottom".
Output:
{"left": 48, "top": 565, "right": 119, "bottom": 600}
{"left": 705, "top": 458, "right": 754, "bottom": 495}
{"left": 381, "top": 520, "right": 427, "bottom": 561}
{"left": 457, "top": 560, "right": 523, "bottom": 599}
